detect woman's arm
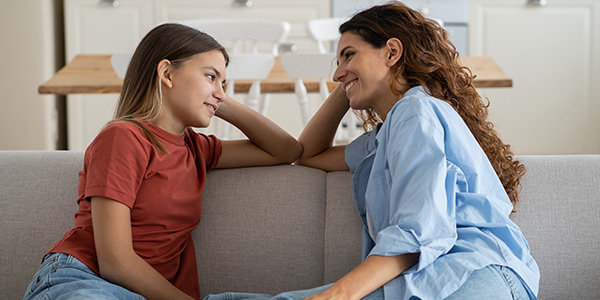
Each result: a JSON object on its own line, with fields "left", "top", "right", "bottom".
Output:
{"left": 214, "top": 94, "right": 302, "bottom": 169}
{"left": 91, "top": 196, "right": 194, "bottom": 300}
{"left": 305, "top": 253, "right": 419, "bottom": 300}
{"left": 295, "top": 84, "right": 350, "bottom": 171}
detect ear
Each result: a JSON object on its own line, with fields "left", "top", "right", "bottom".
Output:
{"left": 157, "top": 59, "right": 173, "bottom": 88}
{"left": 385, "top": 38, "right": 403, "bottom": 67}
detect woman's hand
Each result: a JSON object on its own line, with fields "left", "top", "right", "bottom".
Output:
{"left": 295, "top": 84, "right": 351, "bottom": 171}
{"left": 303, "top": 285, "right": 351, "bottom": 300}
{"left": 303, "top": 254, "right": 419, "bottom": 300}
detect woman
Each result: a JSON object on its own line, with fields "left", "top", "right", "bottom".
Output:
{"left": 23, "top": 23, "right": 301, "bottom": 300}
{"left": 296, "top": 2, "right": 539, "bottom": 299}
{"left": 206, "top": 2, "right": 539, "bottom": 300}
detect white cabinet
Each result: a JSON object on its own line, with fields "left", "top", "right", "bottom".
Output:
{"left": 155, "top": 0, "right": 330, "bottom": 52}
{"left": 64, "top": 0, "right": 330, "bottom": 150}
{"left": 64, "top": 0, "right": 154, "bottom": 150}
{"left": 469, "top": 0, "right": 600, "bottom": 154}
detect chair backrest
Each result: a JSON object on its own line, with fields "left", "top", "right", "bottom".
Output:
{"left": 280, "top": 53, "right": 336, "bottom": 80}
{"left": 225, "top": 53, "right": 274, "bottom": 108}
{"left": 280, "top": 52, "right": 337, "bottom": 104}
{"left": 180, "top": 19, "right": 291, "bottom": 56}
{"left": 306, "top": 18, "right": 345, "bottom": 53}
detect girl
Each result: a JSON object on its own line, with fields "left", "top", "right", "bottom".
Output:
{"left": 23, "top": 23, "right": 301, "bottom": 300}
{"left": 206, "top": 2, "right": 539, "bottom": 300}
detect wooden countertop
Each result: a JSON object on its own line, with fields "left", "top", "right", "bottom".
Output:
{"left": 38, "top": 54, "right": 512, "bottom": 95}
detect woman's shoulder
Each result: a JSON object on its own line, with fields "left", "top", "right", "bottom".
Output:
{"left": 390, "top": 86, "right": 458, "bottom": 124}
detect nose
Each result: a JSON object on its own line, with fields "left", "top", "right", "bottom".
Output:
{"left": 333, "top": 63, "right": 345, "bottom": 83}
{"left": 215, "top": 83, "right": 226, "bottom": 102}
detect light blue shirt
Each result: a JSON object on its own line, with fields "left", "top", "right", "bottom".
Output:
{"left": 345, "top": 86, "right": 540, "bottom": 299}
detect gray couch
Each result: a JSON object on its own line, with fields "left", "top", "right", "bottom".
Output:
{"left": 1, "top": 151, "right": 599, "bottom": 299}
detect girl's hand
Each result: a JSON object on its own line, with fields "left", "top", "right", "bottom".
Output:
{"left": 214, "top": 95, "right": 302, "bottom": 169}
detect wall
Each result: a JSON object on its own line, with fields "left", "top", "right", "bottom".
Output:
{"left": 0, "top": 0, "right": 65, "bottom": 150}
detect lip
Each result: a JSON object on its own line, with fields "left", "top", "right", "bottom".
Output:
{"left": 344, "top": 79, "right": 358, "bottom": 93}
{"left": 204, "top": 102, "right": 218, "bottom": 114}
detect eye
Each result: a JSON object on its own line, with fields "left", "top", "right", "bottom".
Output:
{"left": 207, "top": 74, "right": 216, "bottom": 81}
{"left": 344, "top": 51, "right": 355, "bottom": 60}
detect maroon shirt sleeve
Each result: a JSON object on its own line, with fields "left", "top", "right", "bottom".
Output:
{"left": 83, "top": 122, "right": 152, "bottom": 208}
{"left": 186, "top": 127, "right": 222, "bottom": 170}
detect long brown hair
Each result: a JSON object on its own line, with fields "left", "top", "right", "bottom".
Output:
{"left": 340, "top": 2, "right": 525, "bottom": 207}
{"left": 113, "top": 23, "right": 229, "bottom": 153}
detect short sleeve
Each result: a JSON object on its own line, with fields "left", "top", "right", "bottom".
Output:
{"left": 345, "top": 125, "right": 380, "bottom": 173}
{"left": 368, "top": 112, "right": 457, "bottom": 273}
{"left": 187, "top": 128, "right": 222, "bottom": 170}
{"left": 83, "top": 123, "right": 151, "bottom": 208}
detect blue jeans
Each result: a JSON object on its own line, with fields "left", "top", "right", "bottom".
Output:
{"left": 23, "top": 253, "right": 146, "bottom": 300}
{"left": 203, "top": 265, "right": 531, "bottom": 300}
{"left": 203, "top": 284, "right": 383, "bottom": 300}
{"left": 445, "top": 264, "right": 533, "bottom": 300}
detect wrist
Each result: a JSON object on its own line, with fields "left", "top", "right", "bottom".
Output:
{"left": 328, "top": 281, "right": 356, "bottom": 300}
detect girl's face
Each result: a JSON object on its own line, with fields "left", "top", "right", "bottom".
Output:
{"left": 159, "top": 50, "right": 227, "bottom": 135}
{"left": 333, "top": 32, "right": 402, "bottom": 119}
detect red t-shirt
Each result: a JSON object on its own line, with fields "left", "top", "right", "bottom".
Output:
{"left": 47, "top": 120, "right": 221, "bottom": 299}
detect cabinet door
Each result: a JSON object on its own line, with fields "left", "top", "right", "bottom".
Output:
{"left": 155, "top": 0, "right": 330, "bottom": 53}
{"left": 64, "top": 0, "right": 153, "bottom": 150}
{"left": 470, "top": 0, "right": 600, "bottom": 154}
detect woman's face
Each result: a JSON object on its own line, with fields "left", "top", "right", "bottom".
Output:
{"left": 333, "top": 32, "right": 400, "bottom": 118}
{"left": 159, "top": 50, "right": 227, "bottom": 135}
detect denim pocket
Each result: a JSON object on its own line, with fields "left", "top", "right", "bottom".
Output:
{"left": 52, "top": 254, "right": 98, "bottom": 277}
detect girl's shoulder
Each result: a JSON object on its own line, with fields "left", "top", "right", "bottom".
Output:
{"left": 89, "top": 120, "right": 153, "bottom": 153}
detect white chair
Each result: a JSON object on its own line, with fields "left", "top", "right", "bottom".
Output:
{"left": 280, "top": 53, "right": 336, "bottom": 127}
{"left": 306, "top": 17, "right": 345, "bottom": 54}
{"left": 215, "top": 53, "right": 275, "bottom": 139}
{"left": 180, "top": 19, "right": 290, "bottom": 56}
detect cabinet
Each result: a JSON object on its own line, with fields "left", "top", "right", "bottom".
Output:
{"left": 469, "top": 0, "right": 600, "bottom": 154}
{"left": 64, "top": 0, "right": 330, "bottom": 150}
{"left": 64, "top": 0, "right": 154, "bottom": 150}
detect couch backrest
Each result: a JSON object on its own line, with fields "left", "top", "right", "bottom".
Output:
{"left": 193, "top": 165, "right": 329, "bottom": 296}
{"left": 0, "top": 151, "right": 83, "bottom": 300}
{"left": 510, "top": 155, "right": 600, "bottom": 299}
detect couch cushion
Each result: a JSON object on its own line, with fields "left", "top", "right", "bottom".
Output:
{"left": 194, "top": 165, "right": 327, "bottom": 298}
{"left": 512, "top": 155, "right": 600, "bottom": 299}
{"left": 0, "top": 150, "right": 83, "bottom": 300}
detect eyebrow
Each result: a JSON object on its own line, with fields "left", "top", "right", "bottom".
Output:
{"left": 338, "top": 46, "right": 352, "bottom": 58}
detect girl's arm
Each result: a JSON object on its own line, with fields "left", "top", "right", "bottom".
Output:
{"left": 91, "top": 196, "right": 194, "bottom": 300}
{"left": 214, "top": 94, "right": 302, "bottom": 169}
{"left": 295, "top": 84, "right": 350, "bottom": 171}
{"left": 305, "top": 253, "right": 419, "bottom": 300}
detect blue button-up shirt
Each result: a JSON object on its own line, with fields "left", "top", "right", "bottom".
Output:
{"left": 345, "top": 86, "right": 539, "bottom": 299}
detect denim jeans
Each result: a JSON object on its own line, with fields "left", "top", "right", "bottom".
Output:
{"left": 203, "top": 284, "right": 383, "bottom": 300}
{"left": 23, "top": 252, "right": 146, "bottom": 300}
{"left": 203, "top": 265, "right": 531, "bottom": 300}
{"left": 444, "top": 264, "right": 533, "bottom": 300}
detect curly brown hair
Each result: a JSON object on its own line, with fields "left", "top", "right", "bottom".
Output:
{"left": 340, "top": 1, "right": 525, "bottom": 207}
